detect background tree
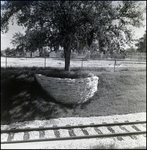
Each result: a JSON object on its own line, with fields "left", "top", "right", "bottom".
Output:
{"left": 4, "top": 47, "right": 13, "bottom": 56}
{"left": 135, "top": 31, "right": 146, "bottom": 53}
{"left": 10, "top": 48, "right": 16, "bottom": 57}
{"left": 5, "top": 47, "right": 11, "bottom": 56}
{"left": 11, "top": 32, "right": 26, "bottom": 54}
{"left": 1, "top": 1, "right": 146, "bottom": 71}
{"left": 24, "top": 29, "right": 47, "bottom": 57}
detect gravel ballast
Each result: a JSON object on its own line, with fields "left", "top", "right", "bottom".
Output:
{"left": 1, "top": 112, "right": 146, "bottom": 149}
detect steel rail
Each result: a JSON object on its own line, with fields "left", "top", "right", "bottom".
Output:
{"left": 1, "top": 131, "right": 146, "bottom": 144}
{"left": 1, "top": 121, "right": 146, "bottom": 133}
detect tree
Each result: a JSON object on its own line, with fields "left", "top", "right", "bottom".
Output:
{"left": 4, "top": 47, "right": 12, "bottom": 56}
{"left": 1, "top": 1, "right": 146, "bottom": 71}
{"left": 11, "top": 32, "right": 26, "bottom": 54}
{"left": 135, "top": 31, "right": 146, "bottom": 53}
{"left": 24, "top": 29, "right": 47, "bottom": 57}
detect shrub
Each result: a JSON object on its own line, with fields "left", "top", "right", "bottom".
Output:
{"left": 45, "top": 70, "right": 95, "bottom": 79}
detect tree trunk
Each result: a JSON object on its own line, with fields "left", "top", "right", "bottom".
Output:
{"left": 39, "top": 47, "right": 42, "bottom": 57}
{"left": 64, "top": 46, "right": 71, "bottom": 71}
{"left": 98, "top": 39, "right": 102, "bottom": 53}
{"left": 31, "top": 51, "right": 32, "bottom": 57}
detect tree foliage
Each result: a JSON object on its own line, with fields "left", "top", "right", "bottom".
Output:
{"left": 11, "top": 32, "right": 26, "bottom": 52}
{"left": 3, "top": 47, "right": 16, "bottom": 56}
{"left": 1, "top": 1, "right": 146, "bottom": 71}
{"left": 135, "top": 31, "right": 146, "bottom": 53}
{"left": 4, "top": 47, "right": 11, "bottom": 56}
{"left": 24, "top": 29, "right": 47, "bottom": 54}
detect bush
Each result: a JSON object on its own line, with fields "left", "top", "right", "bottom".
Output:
{"left": 45, "top": 70, "right": 95, "bottom": 79}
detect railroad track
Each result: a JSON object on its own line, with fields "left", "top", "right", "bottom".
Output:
{"left": 1, "top": 120, "right": 146, "bottom": 144}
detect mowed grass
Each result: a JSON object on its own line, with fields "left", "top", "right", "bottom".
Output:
{"left": 1, "top": 66, "right": 146, "bottom": 125}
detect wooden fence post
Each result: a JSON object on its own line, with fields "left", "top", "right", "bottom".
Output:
{"left": 114, "top": 59, "right": 116, "bottom": 72}
{"left": 81, "top": 58, "right": 84, "bottom": 69}
{"left": 44, "top": 57, "right": 46, "bottom": 68}
{"left": 5, "top": 56, "right": 7, "bottom": 68}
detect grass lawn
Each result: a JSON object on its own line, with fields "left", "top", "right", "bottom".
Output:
{"left": 1, "top": 66, "right": 146, "bottom": 125}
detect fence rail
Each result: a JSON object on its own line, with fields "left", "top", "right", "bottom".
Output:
{"left": 1, "top": 56, "right": 146, "bottom": 72}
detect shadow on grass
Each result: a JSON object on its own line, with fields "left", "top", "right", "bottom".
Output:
{"left": 1, "top": 74, "right": 77, "bottom": 125}
{"left": 1, "top": 67, "right": 146, "bottom": 125}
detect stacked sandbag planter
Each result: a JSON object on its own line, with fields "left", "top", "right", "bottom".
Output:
{"left": 34, "top": 74, "right": 99, "bottom": 104}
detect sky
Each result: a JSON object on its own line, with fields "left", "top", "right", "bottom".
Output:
{"left": 1, "top": 1, "right": 146, "bottom": 51}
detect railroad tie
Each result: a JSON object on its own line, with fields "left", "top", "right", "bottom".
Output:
{"left": 66, "top": 125, "right": 76, "bottom": 137}
{"left": 1, "top": 120, "right": 146, "bottom": 144}
{"left": 133, "top": 121, "right": 146, "bottom": 137}
{"left": 103, "top": 122, "right": 123, "bottom": 141}
{"left": 90, "top": 123, "right": 103, "bottom": 135}
{"left": 7, "top": 132, "right": 14, "bottom": 142}
{"left": 53, "top": 125, "right": 60, "bottom": 138}
{"left": 39, "top": 126, "right": 45, "bottom": 139}
{"left": 78, "top": 124, "right": 89, "bottom": 135}
{"left": 23, "top": 127, "right": 30, "bottom": 140}
{"left": 118, "top": 121, "right": 137, "bottom": 140}
{"left": 131, "top": 125, "right": 141, "bottom": 131}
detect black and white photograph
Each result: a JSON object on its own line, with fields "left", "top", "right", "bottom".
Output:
{"left": 1, "top": 1, "right": 146, "bottom": 149}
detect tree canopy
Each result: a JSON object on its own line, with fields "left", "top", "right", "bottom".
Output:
{"left": 11, "top": 32, "right": 26, "bottom": 52}
{"left": 1, "top": 1, "right": 146, "bottom": 71}
{"left": 135, "top": 31, "right": 146, "bottom": 53}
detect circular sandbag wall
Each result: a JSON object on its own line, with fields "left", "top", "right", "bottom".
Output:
{"left": 34, "top": 74, "right": 99, "bottom": 104}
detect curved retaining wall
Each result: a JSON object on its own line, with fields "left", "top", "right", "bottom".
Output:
{"left": 34, "top": 74, "right": 99, "bottom": 104}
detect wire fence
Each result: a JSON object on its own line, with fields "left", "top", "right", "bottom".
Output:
{"left": 1, "top": 56, "right": 146, "bottom": 73}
